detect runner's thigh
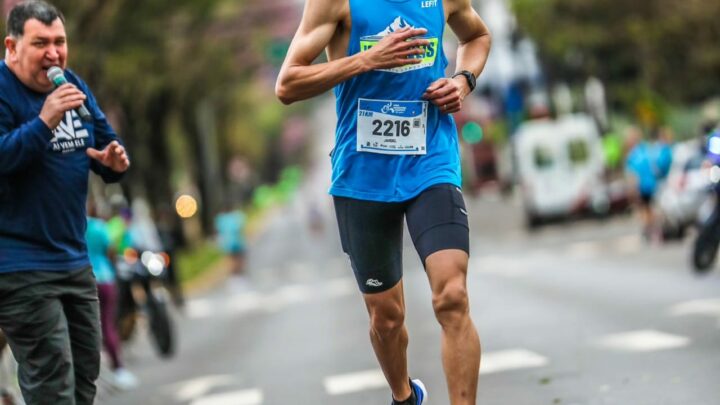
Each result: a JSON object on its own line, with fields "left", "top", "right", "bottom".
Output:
{"left": 406, "top": 184, "right": 469, "bottom": 265}
{"left": 333, "top": 196, "right": 405, "bottom": 294}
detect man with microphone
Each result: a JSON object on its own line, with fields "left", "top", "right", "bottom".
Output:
{"left": 0, "top": 1, "right": 129, "bottom": 404}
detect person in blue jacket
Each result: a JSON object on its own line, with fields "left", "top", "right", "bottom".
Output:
{"left": 625, "top": 126, "right": 673, "bottom": 240}
{"left": 0, "top": 2, "right": 129, "bottom": 404}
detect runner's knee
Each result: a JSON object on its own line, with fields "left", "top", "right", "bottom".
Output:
{"left": 432, "top": 281, "right": 469, "bottom": 326}
{"left": 368, "top": 304, "right": 405, "bottom": 337}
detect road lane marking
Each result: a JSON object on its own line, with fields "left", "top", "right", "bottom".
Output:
{"left": 324, "top": 369, "right": 387, "bottom": 395}
{"left": 227, "top": 292, "right": 264, "bottom": 313}
{"left": 567, "top": 241, "right": 602, "bottom": 259}
{"left": 668, "top": 298, "right": 720, "bottom": 317}
{"left": 264, "top": 284, "right": 314, "bottom": 313}
{"left": 187, "top": 276, "right": 362, "bottom": 320}
{"left": 480, "top": 349, "right": 549, "bottom": 375}
{"left": 166, "top": 375, "right": 236, "bottom": 402}
{"left": 190, "top": 389, "right": 263, "bottom": 405}
{"left": 187, "top": 298, "right": 216, "bottom": 319}
{"left": 611, "top": 234, "right": 643, "bottom": 254}
{"left": 593, "top": 329, "right": 691, "bottom": 352}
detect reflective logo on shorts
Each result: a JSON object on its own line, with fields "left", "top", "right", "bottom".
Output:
{"left": 459, "top": 208, "right": 468, "bottom": 216}
{"left": 366, "top": 279, "right": 383, "bottom": 287}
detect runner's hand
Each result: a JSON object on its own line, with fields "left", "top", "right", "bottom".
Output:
{"left": 362, "top": 27, "right": 430, "bottom": 71}
{"left": 422, "top": 76, "right": 468, "bottom": 114}
{"left": 39, "top": 84, "right": 86, "bottom": 129}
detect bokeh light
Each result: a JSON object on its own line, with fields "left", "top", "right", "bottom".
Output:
{"left": 175, "top": 194, "right": 198, "bottom": 218}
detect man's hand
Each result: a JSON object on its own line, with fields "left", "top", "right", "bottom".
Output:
{"left": 39, "top": 84, "right": 86, "bottom": 129}
{"left": 422, "top": 76, "right": 470, "bottom": 114}
{"left": 86, "top": 141, "right": 130, "bottom": 173}
{"left": 362, "top": 28, "right": 430, "bottom": 71}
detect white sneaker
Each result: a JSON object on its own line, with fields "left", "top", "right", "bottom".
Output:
{"left": 112, "top": 368, "right": 139, "bottom": 390}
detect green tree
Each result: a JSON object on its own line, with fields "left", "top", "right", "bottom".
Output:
{"left": 2, "top": 0, "right": 303, "bottom": 232}
{"left": 513, "top": 0, "right": 720, "bottom": 107}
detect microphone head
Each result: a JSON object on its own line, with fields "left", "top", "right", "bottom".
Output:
{"left": 46, "top": 66, "right": 65, "bottom": 86}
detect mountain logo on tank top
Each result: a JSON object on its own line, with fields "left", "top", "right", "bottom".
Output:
{"left": 49, "top": 110, "right": 89, "bottom": 153}
{"left": 359, "top": 16, "right": 438, "bottom": 74}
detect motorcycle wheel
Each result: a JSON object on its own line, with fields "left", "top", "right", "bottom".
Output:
{"left": 691, "top": 230, "right": 720, "bottom": 273}
{"left": 115, "top": 279, "right": 138, "bottom": 341}
{"left": 146, "top": 294, "right": 175, "bottom": 358}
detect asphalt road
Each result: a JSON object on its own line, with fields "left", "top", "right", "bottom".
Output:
{"left": 98, "top": 188, "right": 720, "bottom": 405}
{"left": 99, "top": 102, "right": 720, "bottom": 405}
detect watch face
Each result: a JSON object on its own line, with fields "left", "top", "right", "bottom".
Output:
{"left": 466, "top": 72, "right": 476, "bottom": 89}
{"left": 456, "top": 71, "right": 475, "bottom": 91}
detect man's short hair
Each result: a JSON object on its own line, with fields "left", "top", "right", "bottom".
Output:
{"left": 6, "top": 1, "right": 64, "bottom": 37}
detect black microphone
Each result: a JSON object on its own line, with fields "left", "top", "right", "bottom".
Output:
{"left": 46, "top": 66, "right": 92, "bottom": 122}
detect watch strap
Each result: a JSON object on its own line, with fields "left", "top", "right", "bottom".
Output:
{"left": 452, "top": 70, "right": 476, "bottom": 92}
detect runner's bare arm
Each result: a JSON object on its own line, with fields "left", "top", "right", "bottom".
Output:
{"left": 447, "top": 0, "right": 491, "bottom": 92}
{"left": 422, "top": 0, "right": 491, "bottom": 113}
{"left": 276, "top": 0, "right": 430, "bottom": 104}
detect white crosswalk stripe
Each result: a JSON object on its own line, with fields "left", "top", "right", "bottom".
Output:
{"left": 169, "top": 375, "right": 236, "bottom": 402}
{"left": 593, "top": 329, "right": 691, "bottom": 352}
{"left": 190, "top": 389, "right": 263, "bottom": 405}
{"left": 480, "top": 349, "right": 549, "bottom": 375}
{"left": 324, "top": 348, "right": 550, "bottom": 397}
{"left": 324, "top": 369, "right": 387, "bottom": 395}
{"left": 668, "top": 298, "right": 720, "bottom": 317}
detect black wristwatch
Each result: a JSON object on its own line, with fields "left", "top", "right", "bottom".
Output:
{"left": 452, "top": 70, "right": 476, "bottom": 93}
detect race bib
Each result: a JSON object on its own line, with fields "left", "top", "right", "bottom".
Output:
{"left": 357, "top": 99, "right": 427, "bottom": 155}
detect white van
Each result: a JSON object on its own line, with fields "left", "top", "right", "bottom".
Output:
{"left": 514, "top": 114, "right": 608, "bottom": 227}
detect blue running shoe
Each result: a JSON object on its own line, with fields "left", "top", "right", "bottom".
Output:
{"left": 392, "top": 379, "right": 427, "bottom": 405}
{"left": 410, "top": 379, "right": 427, "bottom": 404}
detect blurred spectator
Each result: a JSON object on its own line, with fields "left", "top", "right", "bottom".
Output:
{"left": 471, "top": 135, "right": 499, "bottom": 191}
{"left": 584, "top": 76, "right": 609, "bottom": 133}
{"left": 625, "top": 127, "right": 673, "bottom": 240}
{"left": 214, "top": 204, "right": 248, "bottom": 277}
{"left": 656, "top": 127, "right": 674, "bottom": 179}
{"left": 128, "top": 198, "right": 163, "bottom": 252}
{"left": 106, "top": 197, "right": 136, "bottom": 341}
{"left": 86, "top": 202, "right": 137, "bottom": 391}
{"left": 504, "top": 80, "right": 526, "bottom": 134}
{"left": 552, "top": 82, "right": 573, "bottom": 117}
{"left": 107, "top": 195, "right": 132, "bottom": 253}
{"left": 602, "top": 130, "right": 624, "bottom": 173}
{"left": 156, "top": 205, "right": 185, "bottom": 307}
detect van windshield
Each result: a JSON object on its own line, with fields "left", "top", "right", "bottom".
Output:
{"left": 534, "top": 147, "right": 554, "bottom": 169}
{"left": 568, "top": 139, "right": 589, "bottom": 165}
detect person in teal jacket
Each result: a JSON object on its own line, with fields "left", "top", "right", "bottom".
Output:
{"left": 85, "top": 204, "right": 137, "bottom": 390}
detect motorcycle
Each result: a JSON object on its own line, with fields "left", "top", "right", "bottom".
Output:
{"left": 115, "top": 247, "right": 176, "bottom": 358}
{"left": 691, "top": 130, "right": 720, "bottom": 273}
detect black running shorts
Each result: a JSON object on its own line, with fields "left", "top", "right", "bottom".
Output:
{"left": 333, "top": 183, "right": 469, "bottom": 294}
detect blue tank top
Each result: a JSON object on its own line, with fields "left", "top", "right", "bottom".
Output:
{"left": 330, "top": 0, "right": 461, "bottom": 202}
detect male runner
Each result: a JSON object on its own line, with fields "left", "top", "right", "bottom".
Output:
{"left": 276, "top": 0, "right": 490, "bottom": 404}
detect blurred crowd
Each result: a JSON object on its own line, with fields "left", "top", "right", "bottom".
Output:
{"left": 455, "top": 72, "right": 720, "bottom": 247}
